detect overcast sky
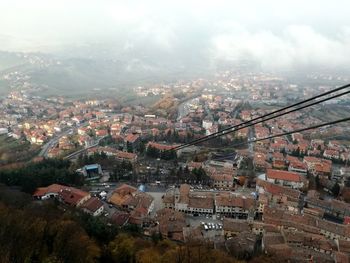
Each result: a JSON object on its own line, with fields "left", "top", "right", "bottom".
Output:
{"left": 1, "top": 0, "right": 350, "bottom": 70}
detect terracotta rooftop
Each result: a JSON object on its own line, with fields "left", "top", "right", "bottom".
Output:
{"left": 81, "top": 197, "right": 103, "bottom": 213}
{"left": 178, "top": 184, "right": 190, "bottom": 204}
{"left": 266, "top": 169, "right": 302, "bottom": 182}
{"left": 110, "top": 211, "right": 130, "bottom": 226}
{"left": 125, "top": 133, "right": 140, "bottom": 143}
{"left": 147, "top": 141, "right": 178, "bottom": 151}
{"left": 59, "top": 188, "right": 90, "bottom": 206}
{"left": 33, "top": 183, "right": 66, "bottom": 197}
{"left": 223, "top": 218, "right": 251, "bottom": 233}
{"left": 188, "top": 196, "right": 214, "bottom": 210}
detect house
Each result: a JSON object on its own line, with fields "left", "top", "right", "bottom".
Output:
{"left": 340, "top": 153, "right": 350, "bottom": 162}
{"left": 81, "top": 197, "right": 104, "bottom": 216}
{"left": 265, "top": 169, "right": 306, "bottom": 189}
{"left": 236, "top": 127, "right": 249, "bottom": 138}
{"left": 187, "top": 161, "right": 203, "bottom": 171}
{"left": 47, "top": 147, "right": 61, "bottom": 158}
{"left": 110, "top": 211, "right": 130, "bottom": 227}
{"left": 323, "top": 149, "right": 340, "bottom": 160}
{"left": 254, "top": 152, "right": 270, "bottom": 171}
{"left": 304, "top": 156, "right": 332, "bottom": 177}
{"left": 155, "top": 208, "right": 186, "bottom": 241}
{"left": 128, "top": 207, "right": 151, "bottom": 226}
{"left": 272, "top": 159, "right": 287, "bottom": 170}
{"left": 72, "top": 116, "right": 84, "bottom": 124}
{"left": 124, "top": 133, "right": 140, "bottom": 152}
{"left": 205, "top": 124, "right": 218, "bottom": 136}
{"left": 288, "top": 161, "right": 308, "bottom": 175}
{"left": 78, "top": 127, "right": 89, "bottom": 135}
{"left": 0, "top": 127, "right": 8, "bottom": 135}
{"left": 59, "top": 188, "right": 91, "bottom": 207}
{"left": 210, "top": 173, "right": 234, "bottom": 188}
{"left": 256, "top": 179, "right": 301, "bottom": 206}
{"left": 95, "top": 129, "right": 108, "bottom": 137}
{"left": 33, "top": 184, "right": 91, "bottom": 207}
{"left": 33, "top": 184, "right": 67, "bottom": 200}
{"left": 187, "top": 194, "right": 215, "bottom": 215}
{"left": 115, "top": 151, "right": 137, "bottom": 163}
{"left": 108, "top": 184, "right": 154, "bottom": 217}
{"left": 172, "top": 184, "right": 215, "bottom": 215}
{"left": 9, "top": 130, "right": 22, "bottom": 139}
{"left": 110, "top": 123, "right": 123, "bottom": 136}
{"left": 146, "top": 141, "right": 177, "bottom": 152}
{"left": 215, "top": 192, "right": 255, "bottom": 219}
{"left": 223, "top": 218, "right": 251, "bottom": 237}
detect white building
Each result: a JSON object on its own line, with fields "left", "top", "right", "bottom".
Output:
{"left": 202, "top": 119, "right": 213, "bottom": 130}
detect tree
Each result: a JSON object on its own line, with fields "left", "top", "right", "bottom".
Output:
{"left": 315, "top": 175, "right": 320, "bottom": 189}
{"left": 136, "top": 248, "right": 162, "bottom": 263}
{"left": 76, "top": 212, "right": 118, "bottom": 243}
{"left": 108, "top": 234, "right": 136, "bottom": 263}
{"left": 332, "top": 182, "right": 340, "bottom": 197}
{"left": 192, "top": 167, "right": 209, "bottom": 184}
{"left": 139, "top": 142, "right": 146, "bottom": 154}
{"left": 0, "top": 158, "right": 84, "bottom": 194}
{"left": 146, "top": 146, "right": 160, "bottom": 158}
{"left": 127, "top": 142, "right": 133, "bottom": 153}
{"left": 292, "top": 147, "right": 301, "bottom": 157}
{"left": 161, "top": 150, "right": 177, "bottom": 160}
{"left": 0, "top": 200, "right": 100, "bottom": 263}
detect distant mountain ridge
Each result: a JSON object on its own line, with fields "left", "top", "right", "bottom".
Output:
{"left": 0, "top": 50, "right": 205, "bottom": 97}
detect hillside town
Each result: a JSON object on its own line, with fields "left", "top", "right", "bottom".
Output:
{"left": 1, "top": 71, "right": 350, "bottom": 262}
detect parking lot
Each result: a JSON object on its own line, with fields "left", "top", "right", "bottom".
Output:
{"left": 186, "top": 214, "right": 224, "bottom": 238}
{"left": 186, "top": 214, "right": 222, "bottom": 227}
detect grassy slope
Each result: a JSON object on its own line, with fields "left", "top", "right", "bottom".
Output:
{"left": 0, "top": 135, "right": 40, "bottom": 165}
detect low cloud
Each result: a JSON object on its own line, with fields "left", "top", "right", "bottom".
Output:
{"left": 1, "top": 0, "right": 350, "bottom": 71}
{"left": 211, "top": 25, "right": 350, "bottom": 70}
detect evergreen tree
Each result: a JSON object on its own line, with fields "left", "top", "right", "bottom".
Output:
{"left": 146, "top": 146, "right": 160, "bottom": 158}
{"left": 332, "top": 182, "right": 340, "bottom": 196}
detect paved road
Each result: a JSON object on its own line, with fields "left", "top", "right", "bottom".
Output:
{"left": 63, "top": 135, "right": 107, "bottom": 160}
{"left": 248, "top": 125, "right": 255, "bottom": 158}
{"left": 177, "top": 97, "right": 199, "bottom": 121}
{"left": 38, "top": 128, "right": 73, "bottom": 157}
{"left": 38, "top": 120, "right": 95, "bottom": 158}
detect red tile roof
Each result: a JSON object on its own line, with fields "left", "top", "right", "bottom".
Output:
{"left": 59, "top": 188, "right": 90, "bottom": 206}
{"left": 81, "top": 197, "right": 103, "bottom": 213}
{"left": 33, "top": 184, "right": 66, "bottom": 197}
{"left": 266, "top": 169, "right": 302, "bottom": 182}
{"left": 125, "top": 133, "right": 139, "bottom": 143}
{"left": 147, "top": 142, "right": 178, "bottom": 151}
{"left": 110, "top": 211, "right": 130, "bottom": 226}
{"left": 116, "top": 151, "right": 137, "bottom": 160}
